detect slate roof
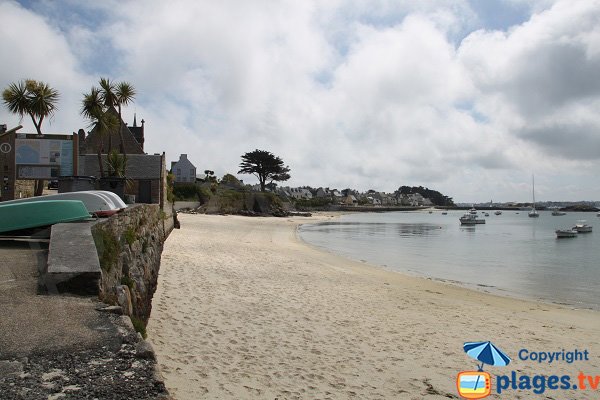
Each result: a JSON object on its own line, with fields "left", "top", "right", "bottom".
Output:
{"left": 80, "top": 107, "right": 144, "bottom": 155}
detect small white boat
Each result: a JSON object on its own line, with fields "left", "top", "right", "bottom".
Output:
{"left": 528, "top": 175, "right": 539, "bottom": 218}
{"left": 556, "top": 229, "right": 577, "bottom": 238}
{"left": 484, "top": 212, "right": 490, "bottom": 217}
{"left": 573, "top": 220, "right": 592, "bottom": 233}
{"left": 551, "top": 209, "right": 566, "bottom": 216}
{"left": 494, "top": 210, "right": 502, "bottom": 215}
{"left": 469, "top": 206, "right": 478, "bottom": 215}
{"left": 460, "top": 213, "right": 485, "bottom": 225}
{"left": 91, "top": 190, "right": 127, "bottom": 209}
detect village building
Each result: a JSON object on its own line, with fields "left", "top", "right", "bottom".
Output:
{"left": 77, "top": 110, "right": 165, "bottom": 204}
{"left": 170, "top": 154, "right": 197, "bottom": 183}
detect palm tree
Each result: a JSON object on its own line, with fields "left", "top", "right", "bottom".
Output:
{"left": 2, "top": 79, "right": 59, "bottom": 195}
{"left": 81, "top": 87, "right": 119, "bottom": 178}
{"left": 114, "top": 82, "right": 136, "bottom": 153}
{"left": 97, "top": 78, "right": 136, "bottom": 153}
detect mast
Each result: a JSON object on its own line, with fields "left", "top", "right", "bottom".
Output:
{"left": 532, "top": 175, "right": 535, "bottom": 209}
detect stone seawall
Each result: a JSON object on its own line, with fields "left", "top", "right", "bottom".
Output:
{"left": 92, "top": 204, "right": 174, "bottom": 325}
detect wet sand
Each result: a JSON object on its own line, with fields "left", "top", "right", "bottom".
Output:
{"left": 147, "top": 213, "right": 600, "bottom": 399}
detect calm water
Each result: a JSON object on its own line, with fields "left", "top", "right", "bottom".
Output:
{"left": 299, "top": 211, "right": 600, "bottom": 310}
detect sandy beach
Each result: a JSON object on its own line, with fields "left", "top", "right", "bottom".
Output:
{"left": 147, "top": 213, "right": 600, "bottom": 399}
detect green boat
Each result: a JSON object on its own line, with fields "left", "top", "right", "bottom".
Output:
{"left": 0, "top": 200, "right": 91, "bottom": 234}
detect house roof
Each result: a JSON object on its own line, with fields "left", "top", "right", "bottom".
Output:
{"left": 80, "top": 107, "right": 144, "bottom": 155}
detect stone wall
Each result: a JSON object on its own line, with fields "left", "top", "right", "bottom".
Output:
{"left": 91, "top": 203, "right": 174, "bottom": 323}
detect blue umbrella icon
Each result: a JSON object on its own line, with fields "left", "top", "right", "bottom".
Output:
{"left": 464, "top": 341, "right": 511, "bottom": 371}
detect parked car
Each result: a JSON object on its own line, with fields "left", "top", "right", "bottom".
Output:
{"left": 47, "top": 180, "right": 59, "bottom": 189}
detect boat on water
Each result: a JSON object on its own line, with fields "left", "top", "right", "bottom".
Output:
{"left": 441, "top": 211, "right": 448, "bottom": 215}
{"left": 551, "top": 209, "right": 566, "bottom": 216}
{"left": 0, "top": 200, "right": 90, "bottom": 234}
{"left": 459, "top": 213, "right": 486, "bottom": 225}
{"left": 1, "top": 191, "right": 123, "bottom": 217}
{"left": 573, "top": 220, "right": 592, "bottom": 233}
{"left": 469, "top": 206, "right": 478, "bottom": 215}
{"left": 484, "top": 212, "right": 490, "bottom": 217}
{"left": 555, "top": 229, "right": 577, "bottom": 238}
{"left": 494, "top": 210, "right": 502, "bottom": 215}
{"left": 528, "top": 175, "right": 539, "bottom": 218}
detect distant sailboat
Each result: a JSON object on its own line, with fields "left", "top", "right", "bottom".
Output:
{"left": 528, "top": 175, "right": 539, "bottom": 218}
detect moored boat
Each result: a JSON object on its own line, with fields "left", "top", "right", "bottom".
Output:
{"left": 551, "top": 210, "right": 566, "bottom": 216}
{"left": 459, "top": 213, "right": 485, "bottom": 225}
{"left": 0, "top": 200, "right": 90, "bottom": 233}
{"left": 528, "top": 175, "right": 539, "bottom": 218}
{"left": 555, "top": 229, "right": 577, "bottom": 238}
{"left": 573, "top": 220, "right": 592, "bottom": 233}
{"left": 494, "top": 210, "right": 502, "bottom": 215}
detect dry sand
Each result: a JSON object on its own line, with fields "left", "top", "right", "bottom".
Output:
{"left": 147, "top": 213, "right": 600, "bottom": 399}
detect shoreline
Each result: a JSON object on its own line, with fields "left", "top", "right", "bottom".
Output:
{"left": 148, "top": 213, "right": 600, "bottom": 399}
{"left": 297, "top": 211, "right": 600, "bottom": 312}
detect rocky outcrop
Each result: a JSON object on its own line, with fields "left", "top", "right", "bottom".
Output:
{"left": 92, "top": 204, "right": 174, "bottom": 324}
{"left": 192, "top": 190, "right": 291, "bottom": 216}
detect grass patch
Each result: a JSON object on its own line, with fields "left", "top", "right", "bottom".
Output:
{"left": 92, "top": 228, "right": 119, "bottom": 272}
{"left": 130, "top": 316, "right": 147, "bottom": 339}
{"left": 123, "top": 227, "right": 136, "bottom": 246}
{"left": 120, "top": 275, "right": 135, "bottom": 291}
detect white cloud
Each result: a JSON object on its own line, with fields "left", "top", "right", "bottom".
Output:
{"left": 2, "top": 0, "right": 600, "bottom": 201}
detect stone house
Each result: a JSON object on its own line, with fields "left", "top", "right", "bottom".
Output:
{"left": 78, "top": 111, "right": 164, "bottom": 204}
{"left": 287, "top": 187, "right": 313, "bottom": 200}
{"left": 170, "top": 154, "right": 197, "bottom": 183}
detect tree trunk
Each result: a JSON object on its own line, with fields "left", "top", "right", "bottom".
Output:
{"left": 118, "top": 106, "right": 125, "bottom": 154}
{"left": 30, "top": 115, "right": 44, "bottom": 195}
{"left": 34, "top": 180, "right": 44, "bottom": 196}
{"left": 259, "top": 176, "right": 266, "bottom": 192}
{"left": 97, "top": 148, "right": 105, "bottom": 178}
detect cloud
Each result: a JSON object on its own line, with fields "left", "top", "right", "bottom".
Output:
{"left": 2, "top": 0, "right": 600, "bottom": 201}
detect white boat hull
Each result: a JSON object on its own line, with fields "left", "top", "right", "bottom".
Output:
{"left": 1, "top": 191, "right": 124, "bottom": 216}
{"left": 556, "top": 229, "right": 577, "bottom": 238}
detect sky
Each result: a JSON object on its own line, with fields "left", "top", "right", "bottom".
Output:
{"left": 1, "top": 0, "right": 600, "bottom": 203}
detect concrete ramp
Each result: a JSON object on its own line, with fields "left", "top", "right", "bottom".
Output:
{"left": 46, "top": 221, "right": 101, "bottom": 295}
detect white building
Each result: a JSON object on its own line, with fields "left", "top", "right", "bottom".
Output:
{"left": 171, "top": 154, "right": 197, "bottom": 183}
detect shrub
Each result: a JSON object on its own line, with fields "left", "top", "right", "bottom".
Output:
{"left": 123, "top": 227, "right": 136, "bottom": 246}
{"left": 92, "top": 229, "right": 119, "bottom": 272}
{"left": 120, "top": 275, "right": 135, "bottom": 291}
{"left": 130, "top": 316, "right": 147, "bottom": 339}
{"left": 172, "top": 183, "right": 201, "bottom": 201}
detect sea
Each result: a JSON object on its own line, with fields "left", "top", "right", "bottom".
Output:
{"left": 298, "top": 210, "right": 600, "bottom": 310}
